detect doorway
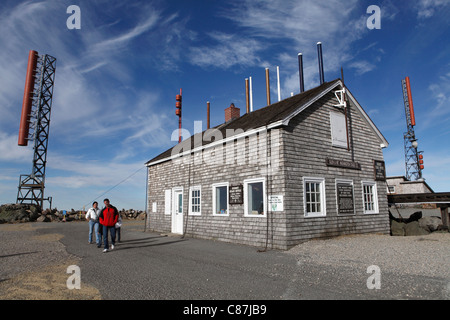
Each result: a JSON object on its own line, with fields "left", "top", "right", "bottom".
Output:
{"left": 171, "top": 188, "right": 184, "bottom": 234}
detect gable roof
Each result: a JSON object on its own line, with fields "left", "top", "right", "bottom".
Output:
{"left": 146, "top": 78, "right": 388, "bottom": 167}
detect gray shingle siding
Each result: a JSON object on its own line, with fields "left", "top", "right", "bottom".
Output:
{"left": 281, "top": 92, "right": 389, "bottom": 246}
{"left": 146, "top": 81, "right": 390, "bottom": 250}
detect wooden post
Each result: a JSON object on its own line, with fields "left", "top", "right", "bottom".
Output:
{"left": 440, "top": 206, "right": 449, "bottom": 227}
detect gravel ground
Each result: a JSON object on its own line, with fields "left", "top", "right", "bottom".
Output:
{"left": 0, "top": 221, "right": 449, "bottom": 300}
{"left": 287, "top": 232, "right": 450, "bottom": 299}
{"left": 288, "top": 232, "right": 450, "bottom": 279}
{"left": 0, "top": 222, "right": 100, "bottom": 299}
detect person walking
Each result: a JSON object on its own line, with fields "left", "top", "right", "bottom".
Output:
{"left": 115, "top": 212, "right": 122, "bottom": 243}
{"left": 86, "top": 201, "right": 101, "bottom": 247}
{"left": 99, "top": 198, "right": 119, "bottom": 253}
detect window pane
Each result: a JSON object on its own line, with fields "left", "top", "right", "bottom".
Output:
{"left": 363, "top": 183, "right": 376, "bottom": 212}
{"left": 216, "top": 186, "right": 227, "bottom": 214}
{"left": 331, "top": 111, "right": 348, "bottom": 147}
{"left": 178, "top": 194, "right": 182, "bottom": 213}
{"left": 305, "top": 180, "right": 323, "bottom": 214}
{"left": 247, "top": 182, "right": 264, "bottom": 215}
{"left": 190, "top": 188, "right": 201, "bottom": 214}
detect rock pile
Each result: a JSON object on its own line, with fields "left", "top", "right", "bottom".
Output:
{"left": 118, "top": 208, "right": 146, "bottom": 220}
{"left": 389, "top": 210, "right": 448, "bottom": 236}
{"left": 0, "top": 203, "right": 41, "bottom": 223}
{"left": 0, "top": 203, "right": 146, "bottom": 224}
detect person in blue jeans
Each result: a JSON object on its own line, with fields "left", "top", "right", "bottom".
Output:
{"left": 86, "top": 201, "right": 101, "bottom": 247}
{"left": 99, "top": 198, "right": 119, "bottom": 253}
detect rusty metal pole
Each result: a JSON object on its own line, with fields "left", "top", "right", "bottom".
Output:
{"left": 207, "top": 101, "right": 210, "bottom": 129}
{"left": 265, "top": 68, "right": 271, "bottom": 106}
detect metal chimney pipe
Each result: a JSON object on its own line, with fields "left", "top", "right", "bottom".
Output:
{"left": 317, "top": 42, "right": 325, "bottom": 85}
{"left": 245, "top": 78, "right": 250, "bottom": 113}
{"left": 207, "top": 101, "right": 210, "bottom": 129}
{"left": 298, "top": 53, "right": 305, "bottom": 93}
{"left": 249, "top": 76, "right": 253, "bottom": 112}
{"left": 277, "top": 66, "right": 281, "bottom": 102}
{"left": 265, "top": 68, "right": 271, "bottom": 106}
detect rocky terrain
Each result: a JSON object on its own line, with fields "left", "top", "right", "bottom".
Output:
{"left": 389, "top": 210, "right": 448, "bottom": 236}
{"left": 0, "top": 203, "right": 146, "bottom": 224}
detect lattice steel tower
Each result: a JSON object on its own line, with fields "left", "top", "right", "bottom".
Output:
{"left": 16, "top": 50, "right": 57, "bottom": 208}
{"left": 402, "top": 77, "right": 424, "bottom": 181}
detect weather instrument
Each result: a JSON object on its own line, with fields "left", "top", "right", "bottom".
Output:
{"left": 16, "top": 50, "right": 57, "bottom": 208}
{"left": 402, "top": 77, "right": 424, "bottom": 181}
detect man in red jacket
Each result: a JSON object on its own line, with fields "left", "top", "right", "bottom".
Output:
{"left": 99, "top": 198, "right": 119, "bottom": 253}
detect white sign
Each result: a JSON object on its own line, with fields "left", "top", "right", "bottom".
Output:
{"left": 152, "top": 202, "right": 157, "bottom": 213}
{"left": 268, "top": 195, "right": 283, "bottom": 212}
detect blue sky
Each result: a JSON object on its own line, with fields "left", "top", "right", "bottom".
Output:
{"left": 0, "top": 0, "right": 449, "bottom": 211}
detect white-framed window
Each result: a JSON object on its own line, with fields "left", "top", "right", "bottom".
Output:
{"left": 330, "top": 111, "right": 348, "bottom": 148}
{"left": 387, "top": 185, "right": 395, "bottom": 194}
{"left": 164, "top": 189, "right": 171, "bottom": 215}
{"left": 244, "top": 178, "right": 266, "bottom": 217}
{"left": 303, "top": 177, "right": 326, "bottom": 217}
{"left": 189, "top": 186, "right": 201, "bottom": 215}
{"left": 362, "top": 181, "right": 379, "bottom": 214}
{"left": 212, "top": 182, "right": 229, "bottom": 216}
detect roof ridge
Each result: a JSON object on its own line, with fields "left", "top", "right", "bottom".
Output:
{"left": 146, "top": 79, "right": 343, "bottom": 166}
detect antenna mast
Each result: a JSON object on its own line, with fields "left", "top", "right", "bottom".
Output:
{"left": 175, "top": 89, "right": 182, "bottom": 143}
{"left": 17, "top": 50, "right": 57, "bottom": 209}
{"left": 402, "top": 77, "right": 424, "bottom": 181}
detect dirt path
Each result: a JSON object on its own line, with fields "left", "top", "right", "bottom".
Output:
{"left": 0, "top": 222, "right": 101, "bottom": 300}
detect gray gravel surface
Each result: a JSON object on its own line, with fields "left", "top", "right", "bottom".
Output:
{"left": 0, "top": 223, "right": 73, "bottom": 281}
{"left": 1, "top": 221, "right": 449, "bottom": 300}
{"left": 287, "top": 232, "right": 450, "bottom": 299}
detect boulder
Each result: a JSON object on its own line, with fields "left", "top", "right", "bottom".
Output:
{"left": 0, "top": 203, "right": 42, "bottom": 223}
{"left": 391, "top": 220, "right": 406, "bottom": 236}
{"left": 418, "top": 216, "right": 442, "bottom": 233}
{"left": 404, "top": 211, "right": 422, "bottom": 224}
{"left": 136, "top": 212, "right": 146, "bottom": 220}
{"left": 37, "top": 215, "right": 50, "bottom": 222}
{"left": 405, "top": 221, "right": 429, "bottom": 236}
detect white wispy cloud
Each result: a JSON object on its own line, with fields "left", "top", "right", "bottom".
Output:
{"left": 348, "top": 60, "right": 376, "bottom": 75}
{"left": 0, "top": 1, "right": 184, "bottom": 209}
{"left": 0, "top": 131, "right": 33, "bottom": 162}
{"left": 420, "top": 71, "right": 450, "bottom": 131}
{"left": 416, "top": 0, "right": 450, "bottom": 19}
{"left": 210, "top": 0, "right": 371, "bottom": 94}
{"left": 189, "top": 32, "right": 266, "bottom": 69}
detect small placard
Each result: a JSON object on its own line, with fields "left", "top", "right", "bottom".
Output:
{"left": 337, "top": 183, "right": 354, "bottom": 215}
{"left": 374, "top": 160, "right": 386, "bottom": 181}
{"left": 269, "top": 195, "right": 284, "bottom": 212}
{"left": 326, "top": 158, "right": 361, "bottom": 170}
{"left": 229, "top": 184, "right": 243, "bottom": 205}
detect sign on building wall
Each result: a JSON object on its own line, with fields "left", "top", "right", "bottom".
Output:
{"left": 269, "top": 195, "right": 284, "bottom": 212}
{"left": 326, "top": 158, "right": 361, "bottom": 170}
{"left": 373, "top": 160, "right": 386, "bottom": 181}
{"left": 336, "top": 182, "right": 355, "bottom": 215}
{"left": 229, "top": 184, "right": 243, "bottom": 205}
